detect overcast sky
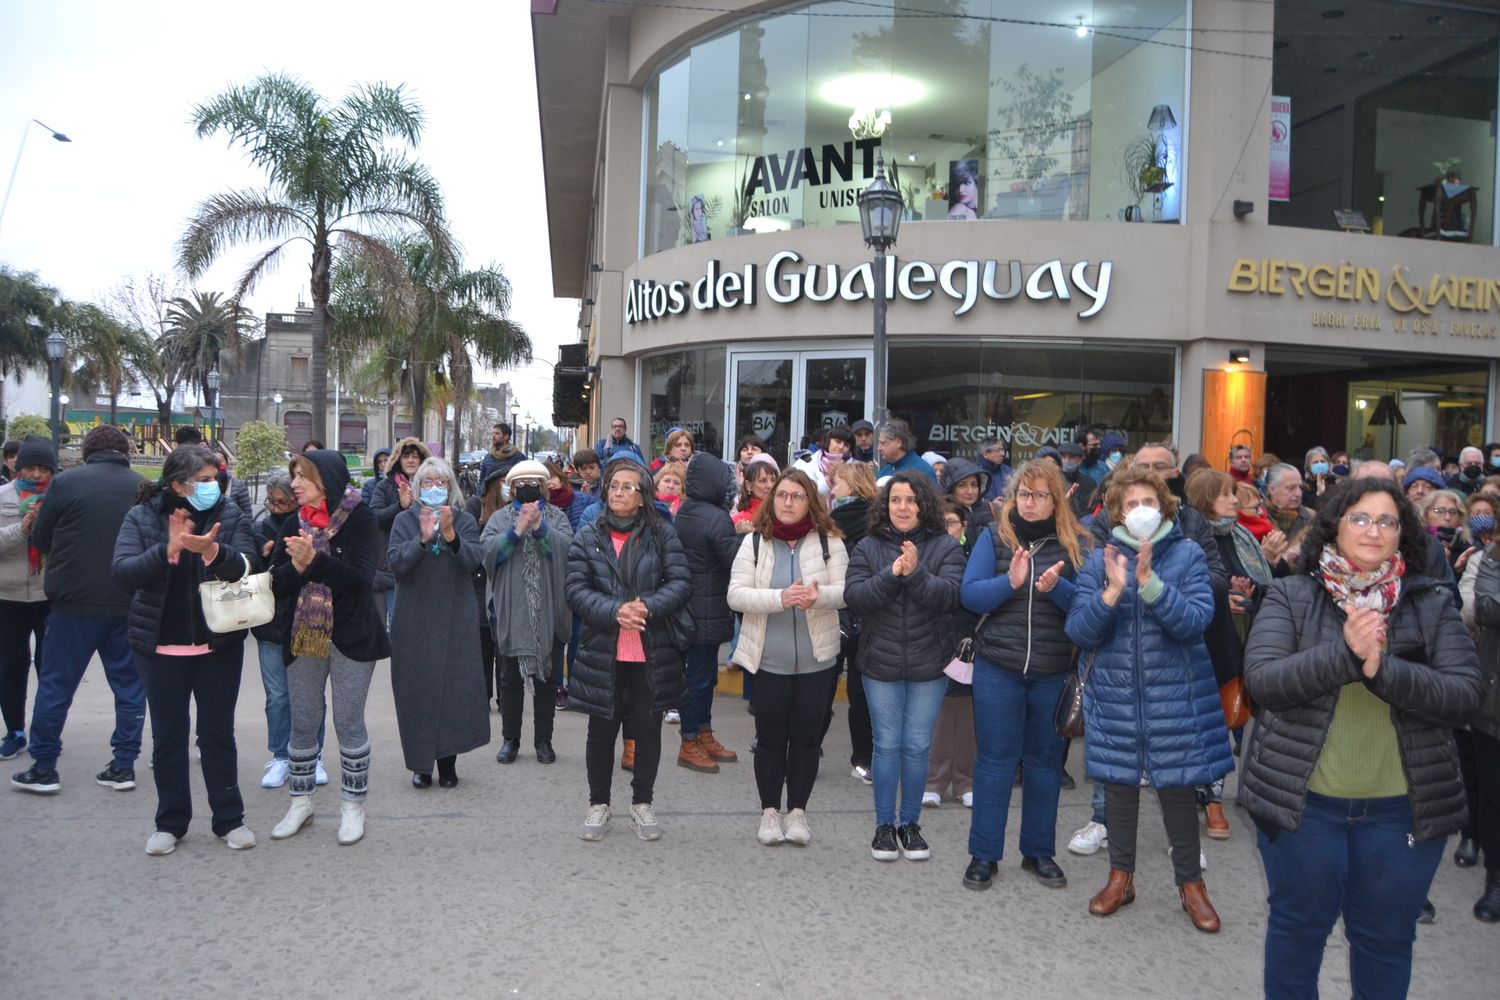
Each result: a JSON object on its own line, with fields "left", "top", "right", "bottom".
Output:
{"left": 0, "top": 0, "right": 577, "bottom": 422}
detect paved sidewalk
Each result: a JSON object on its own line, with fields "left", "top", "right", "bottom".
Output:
{"left": 3, "top": 646, "right": 1496, "bottom": 999}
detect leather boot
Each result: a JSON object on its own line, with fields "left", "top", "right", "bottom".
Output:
{"left": 1205, "top": 803, "right": 1230, "bottom": 840}
{"left": 337, "top": 800, "right": 365, "bottom": 846}
{"left": 1179, "top": 880, "right": 1221, "bottom": 933}
{"left": 271, "top": 795, "right": 314, "bottom": 840}
{"left": 677, "top": 738, "right": 719, "bottom": 773}
{"left": 620, "top": 739, "right": 636, "bottom": 772}
{"left": 1476, "top": 869, "right": 1500, "bottom": 923}
{"left": 1088, "top": 870, "right": 1135, "bottom": 916}
{"left": 697, "top": 729, "right": 738, "bottom": 763}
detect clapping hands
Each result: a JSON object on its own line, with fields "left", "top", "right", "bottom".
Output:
{"left": 780, "top": 579, "right": 821, "bottom": 609}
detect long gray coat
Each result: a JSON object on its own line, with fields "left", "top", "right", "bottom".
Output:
{"left": 389, "top": 505, "right": 491, "bottom": 773}
{"left": 482, "top": 501, "right": 573, "bottom": 665}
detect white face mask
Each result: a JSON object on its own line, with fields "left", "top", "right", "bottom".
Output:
{"left": 1123, "top": 505, "right": 1162, "bottom": 540}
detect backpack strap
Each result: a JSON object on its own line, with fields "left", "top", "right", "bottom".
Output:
{"left": 752, "top": 532, "right": 760, "bottom": 567}
{"left": 820, "top": 532, "right": 830, "bottom": 563}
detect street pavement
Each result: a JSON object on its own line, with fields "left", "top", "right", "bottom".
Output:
{"left": 3, "top": 646, "right": 1497, "bottom": 999}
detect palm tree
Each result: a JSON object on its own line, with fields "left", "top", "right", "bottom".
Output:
{"left": 162, "top": 291, "right": 256, "bottom": 400}
{"left": 63, "top": 302, "right": 146, "bottom": 426}
{"left": 177, "top": 73, "right": 451, "bottom": 443}
{"left": 0, "top": 266, "right": 60, "bottom": 424}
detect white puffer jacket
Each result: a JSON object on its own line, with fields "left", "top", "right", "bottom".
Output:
{"left": 0, "top": 480, "right": 47, "bottom": 603}
{"left": 727, "top": 529, "right": 846, "bottom": 672}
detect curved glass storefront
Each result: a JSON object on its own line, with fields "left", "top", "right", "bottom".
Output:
{"left": 642, "top": 0, "right": 1190, "bottom": 254}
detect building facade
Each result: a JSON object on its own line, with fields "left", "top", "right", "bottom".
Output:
{"left": 534, "top": 0, "right": 1500, "bottom": 468}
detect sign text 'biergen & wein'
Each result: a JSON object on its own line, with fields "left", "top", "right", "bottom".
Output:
{"left": 624, "top": 251, "right": 1114, "bottom": 326}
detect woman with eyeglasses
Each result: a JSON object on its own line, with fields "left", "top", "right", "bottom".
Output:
{"left": 1420, "top": 489, "right": 1465, "bottom": 565}
{"left": 845, "top": 472, "right": 966, "bottom": 863}
{"left": 1066, "top": 466, "right": 1232, "bottom": 932}
{"left": 728, "top": 468, "right": 847, "bottom": 847}
{"left": 1242, "top": 477, "right": 1482, "bottom": 994}
{"left": 388, "top": 457, "right": 490, "bottom": 789}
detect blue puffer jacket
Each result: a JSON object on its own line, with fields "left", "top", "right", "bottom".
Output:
{"left": 1065, "top": 522, "right": 1234, "bottom": 789}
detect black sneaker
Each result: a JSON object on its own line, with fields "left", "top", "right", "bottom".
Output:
{"left": 0, "top": 732, "right": 26, "bottom": 760}
{"left": 897, "top": 822, "right": 931, "bottom": 861}
{"left": 1419, "top": 899, "right": 1437, "bottom": 924}
{"left": 11, "top": 764, "right": 60, "bottom": 794}
{"left": 964, "top": 855, "right": 998, "bottom": 890}
{"left": 1022, "top": 855, "right": 1068, "bottom": 888}
{"left": 96, "top": 764, "right": 136, "bottom": 790}
{"left": 871, "top": 823, "right": 900, "bottom": 862}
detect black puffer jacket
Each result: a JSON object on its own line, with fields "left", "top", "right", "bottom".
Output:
{"left": 565, "top": 516, "right": 693, "bottom": 718}
{"left": 844, "top": 526, "right": 966, "bottom": 682}
{"left": 964, "top": 524, "right": 1084, "bottom": 676}
{"left": 1461, "top": 554, "right": 1500, "bottom": 742}
{"left": 672, "top": 455, "right": 740, "bottom": 644}
{"left": 940, "top": 457, "right": 994, "bottom": 537}
{"left": 1240, "top": 572, "right": 1483, "bottom": 842}
{"left": 113, "top": 491, "right": 259, "bottom": 653}
{"left": 252, "top": 507, "right": 298, "bottom": 642}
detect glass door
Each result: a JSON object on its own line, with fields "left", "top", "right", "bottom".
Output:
{"left": 729, "top": 354, "right": 794, "bottom": 465}
{"left": 727, "top": 349, "right": 873, "bottom": 466}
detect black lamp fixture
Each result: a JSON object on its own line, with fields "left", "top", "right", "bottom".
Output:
{"left": 45, "top": 328, "right": 66, "bottom": 453}
{"left": 1233, "top": 199, "right": 1254, "bottom": 218}
{"left": 1146, "top": 104, "right": 1177, "bottom": 132}
{"left": 858, "top": 153, "right": 903, "bottom": 445}
{"left": 1229, "top": 348, "right": 1251, "bottom": 365}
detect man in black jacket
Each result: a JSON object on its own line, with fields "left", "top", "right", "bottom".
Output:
{"left": 12, "top": 426, "right": 146, "bottom": 794}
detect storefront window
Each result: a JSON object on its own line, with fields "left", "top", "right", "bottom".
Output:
{"left": 889, "top": 340, "right": 1177, "bottom": 462}
{"left": 642, "top": 0, "right": 1190, "bottom": 254}
{"left": 1271, "top": 0, "right": 1499, "bottom": 244}
{"left": 643, "top": 347, "right": 727, "bottom": 461}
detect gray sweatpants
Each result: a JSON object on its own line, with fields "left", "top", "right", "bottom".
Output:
{"left": 287, "top": 648, "right": 374, "bottom": 800}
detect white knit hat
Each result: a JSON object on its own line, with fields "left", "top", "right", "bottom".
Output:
{"left": 505, "top": 460, "right": 550, "bottom": 484}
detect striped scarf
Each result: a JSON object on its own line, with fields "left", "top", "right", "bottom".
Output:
{"left": 17, "top": 483, "right": 46, "bottom": 575}
{"left": 290, "top": 486, "right": 362, "bottom": 659}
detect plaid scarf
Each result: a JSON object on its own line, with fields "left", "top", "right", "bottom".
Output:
{"left": 1318, "top": 545, "right": 1404, "bottom": 623}
{"left": 17, "top": 482, "right": 47, "bottom": 576}
{"left": 290, "top": 486, "right": 362, "bottom": 659}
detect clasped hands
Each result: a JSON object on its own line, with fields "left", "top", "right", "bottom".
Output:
{"left": 780, "top": 579, "right": 821, "bottom": 609}
{"left": 616, "top": 598, "right": 650, "bottom": 631}
{"left": 419, "top": 505, "right": 458, "bottom": 544}
{"left": 1343, "top": 605, "right": 1385, "bottom": 679}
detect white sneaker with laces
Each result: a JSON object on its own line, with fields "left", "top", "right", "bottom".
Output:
{"left": 784, "top": 808, "right": 811, "bottom": 846}
{"left": 261, "top": 759, "right": 290, "bottom": 788}
{"left": 758, "top": 807, "right": 785, "bottom": 845}
{"left": 314, "top": 756, "right": 329, "bottom": 786}
{"left": 145, "top": 831, "right": 179, "bottom": 856}
{"left": 221, "top": 826, "right": 257, "bottom": 850}
{"left": 581, "top": 804, "right": 611, "bottom": 841}
{"left": 664, "top": 709, "right": 680, "bottom": 724}
{"left": 961, "top": 791, "right": 974, "bottom": 808}
{"left": 630, "top": 802, "right": 661, "bottom": 840}
{"left": 1068, "top": 821, "right": 1109, "bottom": 855}
{"left": 922, "top": 791, "right": 941, "bottom": 808}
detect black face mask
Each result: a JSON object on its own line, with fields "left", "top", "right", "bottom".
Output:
{"left": 1436, "top": 525, "right": 1458, "bottom": 543}
{"left": 1084, "top": 447, "right": 1101, "bottom": 463}
{"left": 514, "top": 483, "right": 543, "bottom": 504}
{"left": 1331, "top": 464, "right": 1350, "bottom": 477}
{"left": 1464, "top": 464, "right": 1484, "bottom": 480}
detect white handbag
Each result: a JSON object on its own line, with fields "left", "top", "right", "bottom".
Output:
{"left": 198, "top": 553, "right": 275, "bottom": 633}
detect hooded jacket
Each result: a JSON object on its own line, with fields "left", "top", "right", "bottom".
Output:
{"left": 978, "top": 456, "right": 1011, "bottom": 502}
{"left": 672, "top": 453, "right": 742, "bottom": 644}
{"left": 31, "top": 450, "right": 143, "bottom": 617}
{"left": 361, "top": 447, "right": 392, "bottom": 505}
{"left": 369, "top": 438, "right": 431, "bottom": 593}
{"left": 940, "top": 457, "right": 994, "bottom": 536}
{"left": 268, "top": 449, "right": 390, "bottom": 662}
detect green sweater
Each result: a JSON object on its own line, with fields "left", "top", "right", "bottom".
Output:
{"left": 1308, "top": 680, "right": 1407, "bottom": 799}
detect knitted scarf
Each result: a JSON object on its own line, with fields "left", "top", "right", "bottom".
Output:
{"left": 771, "top": 514, "right": 813, "bottom": 543}
{"left": 1318, "top": 546, "right": 1404, "bottom": 623}
{"left": 493, "top": 501, "right": 563, "bottom": 688}
{"left": 1212, "top": 515, "right": 1273, "bottom": 587}
{"left": 16, "top": 481, "right": 47, "bottom": 575}
{"left": 290, "top": 485, "right": 362, "bottom": 659}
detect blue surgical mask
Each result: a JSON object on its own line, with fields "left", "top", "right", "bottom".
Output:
{"left": 420, "top": 486, "right": 449, "bottom": 508}
{"left": 1309, "top": 462, "right": 1329, "bottom": 477}
{"left": 1470, "top": 513, "right": 1495, "bottom": 537}
{"left": 1108, "top": 450, "right": 1123, "bottom": 464}
{"left": 187, "top": 481, "right": 221, "bottom": 511}
{"left": 1492, "top": 456, "right": 1500, "bottom": 469}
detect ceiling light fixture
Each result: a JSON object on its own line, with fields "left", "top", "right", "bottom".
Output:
{"left": 1075, "top": 18, "right": 1089, "bottom": 38}
{"left": 906, "top": 152, "right": 917, "bottom": 162}
{"left": 820, "top": 73, "right": 926, "bottom": 110}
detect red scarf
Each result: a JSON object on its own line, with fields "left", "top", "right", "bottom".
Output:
{"left": 549, "top": 482, "right": 574, "bottom": 509}
{"left": 17, "top": 481, "right": 47, "bottom": 575}
{"left": 771, "top": 514, "right": 814, "bottom": 543}
{"left": 299, "top": 499, "right": 330, "bottom": 529}
{"left": 733, "top": 496, "right": 762, "bottom": 524}
{"left": 1237, "top": 509, "right": 1275, "bottom": 540}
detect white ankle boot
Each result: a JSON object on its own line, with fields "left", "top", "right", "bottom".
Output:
{"left": 271, "top": 796, "right": 314, "bottom": 840}
{"left": 337, "top": 800, "right": 365, "bottom": 845}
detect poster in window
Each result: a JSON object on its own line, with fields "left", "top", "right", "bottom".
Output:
{"left": 948, "top": 160, "right": 981, "bottom": 220}
{"left": 688, "top": 194, "right": 712, "bottom": 243}
{"left": 1269, "top": 96, "right": 1291, "bottom": 202}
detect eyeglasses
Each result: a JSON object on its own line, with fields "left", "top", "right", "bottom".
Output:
{"left": 266, "top": 495, "right": 296, "bottom": 508}
{"left": 1344, "top": 512, "right": 1401, "bottom": 533}
{"left": 1122, "top": 498, "right": 1161, "bottom": 512}
{"left": 1429, "top": 507, "right": 1460, "bottom": 518}
{"left": 607, "top": 482, "right": 641, "bottom": 495}
{"left": 419, "top": 478, "right": 449, "bottom": 490}
{"left": 611, "top": 423, "right": 626, "bottom": 430}
{"left": 943, "top": 517, "right": 964, "bottom": 528}
{"left": 774, "top": 490, "right": 808, "bottom": 503}
{"left": 1016, "top": 489, "right": 1051, "bottom": 503}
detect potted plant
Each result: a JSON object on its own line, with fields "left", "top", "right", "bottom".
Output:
{"left": 1119, "top": 132, "right": 1173, "bottom": 218}
{"left": 990, "top": 65, "right": 1076, "bottom": 197}
{"left": 725, "top": 157, "right": 756, "bottom": 236}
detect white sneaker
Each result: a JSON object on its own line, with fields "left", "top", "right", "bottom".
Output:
{"left": 1167, "top": 845, "right": 1209, "bottom": 870}
{"left": 664, "top": 709, "right": 680, "bottom": 725}
{"left": 581, "top": 803, "right": 611, "bottom": 841}
{"left": 145, "top": 831, "right": 179, "bottom": 856}
{"left": 922, "top": 791, "right": 941, "bottom": 808}
{"left": 271, "top": 796, "right": 314, "bottom": 840}
{"left": 784, "top": 808, "right": 811, "bottom": 846}
{"left": 630, "top": 802, "right": 661, "bottom": 841}
{"left": 961, "top": 791, "right": 974, "bottom": 808}
{"left": 1068, "top": 821, "right": 1109, "bottom": 855}
{"left": 220, "top": 826, "right": 257, "bottom": 850}
{"left": 261, "top": 759, "right": 290, "bottom": 788}
{"left": 851, "top": 765, "right": 872, "bottom": 785}
{"left": 337, "top": 800, "right": 365, "bottom": 845}
{"left": 759, "top": 807, "right": 785, "bottom": 845}
{"left": 314, "top": 756, "right": 329, "bottom": 786}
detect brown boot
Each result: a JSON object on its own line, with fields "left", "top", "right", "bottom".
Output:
{"left": 1205, "top": 803, "right": 1230, "bottom": 840}
{"left": 677, "top": 738, "right": 720, "bottom": 773}
{"left": 620, "top": 739, "right": 635, "bottom": 772}
{"left": 697, "top": 729, "right": 738, "bottom": 763}
{"left": 1179, "top": 881, "right": 1221, "bottom": 933}
{"left": 1088, "top": 870, "right": 1136, "bottom": 916}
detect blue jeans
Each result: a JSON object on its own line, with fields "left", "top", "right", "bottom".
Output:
{"left": 257, "top": 640, "right": 323, "bottom": 759}
{"left": 864, "top": 675, "right": 947, "bottom": 826}
{"left": 1257, "top": 792, "right": 1445, "bottom": 1000}
{"left": 680, "top": 642, "right": 719, "bottom": 740}
{"left": 27, "top": 612, "right": 143, "bottom": 772}
{"left": 1092, "top": 781, "right": 1107, "bottom": 824}
{"left": 968, "top": 662, "right": 1066, "bottom": 861}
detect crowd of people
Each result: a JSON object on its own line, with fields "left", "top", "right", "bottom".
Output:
{"left": 2, "top": 415, "right": 1497, "bottom": 996}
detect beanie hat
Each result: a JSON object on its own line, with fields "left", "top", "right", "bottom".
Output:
{"left": 15, "top": 435, "right": 56, "bottom": 473}
{"left": 921, "top": 451, "right": 946, "bottom": 466}
{"left": 1402, "top": 466, "right": 1445, "bottom": 490}
{"left": 745, "top": 452, "right": 780, "bottom": 473}
{"left": 81, "top": 425, "right": 130, "bottom": 459}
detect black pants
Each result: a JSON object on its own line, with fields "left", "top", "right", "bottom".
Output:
{"left": 585, "top": 662, "right": 660, "bottom": 806}
{"left": 499, "top": 646, "right": 559, "bottom": 744}
{"left": 1456, "top": 728, "right": 1479, "bottom": 839}
{"left": 754, "top": 666, "right": 839, "bottom": 811}
{"left": 0, "top": 599, "right": 47, "bottom": 733}
{"left": 479, "top": 625, "right": 500, "bottom": 707}
{"left": 1472, "top": 729, "right": 1500, "bottom": 872}
{"left": 1104, "top": 782, "right": 1203, "bottom": 885}
{"left": 821, "top": 632, "right": 873, "bottom": 769}
{"left": 135, "top": 646, "right": 245, "bottom": 838}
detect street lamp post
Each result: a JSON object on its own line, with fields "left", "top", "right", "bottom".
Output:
{"left": 522, "top": 412, "right": 534, "bottom": 456}
{"left": 272, "top": 391, "right": 283, "bottom": 426}
{"left": 206, "top": 369, "right": 221, "bottom": 444}
{"left": 510, "top": 400, "right": 521, "bottom": 452}
{"left": 857, "top": 152, "right": 903, "bottom": 441}
{"left": 46, "top": 329, "right": 65, "bottom": 454}
{"left": 0, "top": 119, "right": 71, "bottom": 238}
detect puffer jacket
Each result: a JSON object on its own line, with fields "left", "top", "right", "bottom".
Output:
{"left": 672, "top": 455, "right": 741, "bottom": 644}
{"left": 369, "top": 438, "right": 431, "bottom": 593}
{"left": 1241, "top": 571, "right": 1483, "bottom": 841}
{"left": 962, "top": 524, "right": 1084, "bottom": 676}
{"left": 112, "top": 491, "right": 259, "bottom": 653}
{"left": 252, "top": 506, "right": 298, "bottom": 643}
{"left": 845, "top": 526, "right": 965, "bottom": 682}
{"left": 564, "top": 516, "right": 692, "bottom": 718}
{"left": 1090, "top": 499, "right": 1227, "bottom": 597}
{"left": 1470, "top": 554, "right": 1500, "bottom": 742}
{"left": 1066, "top": 523, "right": 1234, "bottom": 789}
{"left": 0, "top": 480, "right": 47, "bottom": 603}
{"left": 728, "top": 530, "right": 847, "bottom": 672}
{"left": 940, "top": 457, "right": 994, "bottom": 537}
